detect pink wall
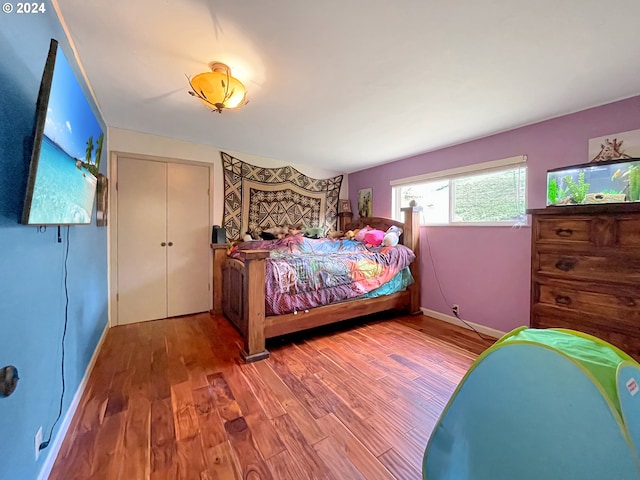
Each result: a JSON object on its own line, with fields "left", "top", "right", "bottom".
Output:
{"left": 349, "top": 95, "right": 640, "bottom": 332}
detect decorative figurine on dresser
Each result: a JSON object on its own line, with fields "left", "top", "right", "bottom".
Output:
{"left": 528, "top": 157, "right": 640, "bottom": 361}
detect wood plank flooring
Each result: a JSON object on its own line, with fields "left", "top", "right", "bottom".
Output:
{"left": 49, "top": 312, "right": 494, "bottom": 480}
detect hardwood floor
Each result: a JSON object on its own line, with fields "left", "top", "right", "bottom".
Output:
{"left": 49, "top": 312, "right": 494, "bottom": 480}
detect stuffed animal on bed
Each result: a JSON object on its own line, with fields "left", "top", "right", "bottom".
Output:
{"left": 326, "top": 229, "right": 343, "bottom": 239}
{"left": 363, "top": 228, "right": 385, "bottom": 247}
{"left": 262, "top": 226, "right": 289, "bottom": 239}
{"left": 303, "top": 226, "right": 325, "bottom": 239}
{"left": 354, "top": 226, "right": 371, "bottom": 243}
{"left": 353, "top": 225, "right": 385, "bottom": 247}
{"left": 344, "top": 229, "right": 359, "bottom": 240}
{"left": 382, "top": 225, "right": 403, "bottom": 247}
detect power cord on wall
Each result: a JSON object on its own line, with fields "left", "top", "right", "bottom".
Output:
{"left": 423, "top": 226, "right": 495, "bottom": 343}
{"left": 39, "top": 226, "right": 70, "bottom": 451}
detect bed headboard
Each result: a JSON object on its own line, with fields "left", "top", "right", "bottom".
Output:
{"left": 344, "top": 216, "right": 404, "bottom": 233}
{"left": 344, "top": 206, "right": 422, "bottom": 252}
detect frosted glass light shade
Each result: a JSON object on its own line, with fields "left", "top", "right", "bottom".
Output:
{"left": 188, "top": 62, "right": 247, "bottom": 113}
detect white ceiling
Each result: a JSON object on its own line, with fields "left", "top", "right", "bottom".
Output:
{"left": 56, "top": 0, "right": 640, "bottom": 173}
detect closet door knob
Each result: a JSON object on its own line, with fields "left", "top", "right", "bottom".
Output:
{"left": 161, "top": 242, "right": 166, "bottom": 247}
{"left": 168, "top": 242, "right": 174, "bottom": 246}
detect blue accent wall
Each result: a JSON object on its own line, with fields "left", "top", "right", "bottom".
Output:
{"left": 0, "top": 8, "right": 108, "bottom": 480}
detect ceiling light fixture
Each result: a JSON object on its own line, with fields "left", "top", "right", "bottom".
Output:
{"left": 187, "top": 62, "right": 248, "bottom": 113}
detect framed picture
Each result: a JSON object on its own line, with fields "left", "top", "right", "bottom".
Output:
{"left": 588, "top": 128, "right": 640, "bottom": 162}
{"left": 339, "top": 199, "right": 351, "bottom": 213}
{"left": 357, "top": 188, "right": 372, "bottom": 218}
{"left": 96, "top": 173, "right": 108, "bottom": 227}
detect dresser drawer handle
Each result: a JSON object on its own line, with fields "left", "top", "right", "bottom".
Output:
{"left": 555, "top": 228, "right": 573, "bottom": 237}
{"left": 555, "top": 258, "right": 576, "bottom": 272}
{"left": 555, "top": 295, "right": 572, "bottom": 306}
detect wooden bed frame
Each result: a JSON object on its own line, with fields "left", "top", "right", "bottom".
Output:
{"left": 211, "top": 206, "right": 422, "bottom": 362}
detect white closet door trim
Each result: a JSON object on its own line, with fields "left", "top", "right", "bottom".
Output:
{"left": 109, "top": 151, "right": 213, "bottom": 326}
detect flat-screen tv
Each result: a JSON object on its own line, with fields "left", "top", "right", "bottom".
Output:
{"left": 22, "top": 39, "right": 104, "bottom": 225}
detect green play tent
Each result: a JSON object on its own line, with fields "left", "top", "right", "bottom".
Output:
{"left": 423, "top": 327, "right": 640, "bottom": 479}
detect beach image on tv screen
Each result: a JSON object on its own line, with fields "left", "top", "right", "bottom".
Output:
{"left": 27, "top": 46, "right": 103, "bottom": 225}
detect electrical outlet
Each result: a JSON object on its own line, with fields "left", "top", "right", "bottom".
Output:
{"left": 452, "top": 304, "right": 460, "bottom": 316}
{"left": 35, "top": 426, "right": 42, "bottom": 461}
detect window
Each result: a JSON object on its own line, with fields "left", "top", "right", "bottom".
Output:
{"left": 392, "top": 155, "right": 527, "bottom": 225}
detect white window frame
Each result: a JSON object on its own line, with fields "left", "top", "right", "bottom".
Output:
{"left": 391, "top": 155, "right": 528, "bottom": 226}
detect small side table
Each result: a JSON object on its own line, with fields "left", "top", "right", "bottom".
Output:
{"left": 338, "top": 211, "right": 353, "bottom": 232}
{"left": 210, "top": 243, "right": 228, "bottom": 315}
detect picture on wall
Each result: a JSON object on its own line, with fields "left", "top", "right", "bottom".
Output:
{"left": 358, "top": 188, "right": 372, "bottom": 218}
{"left": 221, "top": 152, "right": 343, "bottom": 241}
{"left": 589, "top": 128, "right": 640, "bottom": 162}
{"left": 339, "top": 199, "right": 352, "bottom": 213}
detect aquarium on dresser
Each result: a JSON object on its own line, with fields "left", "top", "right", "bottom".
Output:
{"left": 546, "top": 158, "right": 640, "bottom": 206}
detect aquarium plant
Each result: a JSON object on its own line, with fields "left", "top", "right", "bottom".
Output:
{"left": 564, "top": 171, "right": 590, "bottom": 204}
{"left": 629, "top": 165, "right": 640, "bottom": 201}
{"left": 547, "top": 178, "right": 558, "bottom": 205}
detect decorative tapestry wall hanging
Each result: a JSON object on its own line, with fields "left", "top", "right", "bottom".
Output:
{"left": 221, "top": 152, "right": 343, "bottom": 241}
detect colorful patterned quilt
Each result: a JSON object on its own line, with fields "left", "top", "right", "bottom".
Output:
{"left": 231, "top": 236, "right": 415, "bottom": 315}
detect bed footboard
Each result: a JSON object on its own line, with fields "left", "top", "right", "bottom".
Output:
{"left": 215, "top": 247, "right": 270, "bottom": 362}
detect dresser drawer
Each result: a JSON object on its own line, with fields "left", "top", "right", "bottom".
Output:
{"left": 531, "top": 304, "right": 640, "bottom": 358}
{"left": 535, "top": 217, "right": 591, "bottom": 244}
{"left": 617, "top": 217, "right": 640, "bottom": 246}
{"left": 535, "top": 281, "right": 640, "bottom": 321}
{"left": 536, "top": 251, "right": 640, "bottom": 284}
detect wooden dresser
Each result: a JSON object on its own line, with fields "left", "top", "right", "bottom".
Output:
{"left": 528, "top": 204, "right": 640, "bottom": 360}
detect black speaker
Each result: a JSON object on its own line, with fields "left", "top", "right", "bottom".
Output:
{"left": 211, "top": 225, "right": 226, "bottom": 243}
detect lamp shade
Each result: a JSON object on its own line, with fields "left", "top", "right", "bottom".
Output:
{"left": 188, "top": 62, "right": 247, "bottom": 113}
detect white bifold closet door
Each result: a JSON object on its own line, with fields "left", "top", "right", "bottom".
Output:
{"left": 117, "top": 157, "right": 210, "bottom": 325}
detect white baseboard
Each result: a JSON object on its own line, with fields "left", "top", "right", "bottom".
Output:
{"left": 420, "top": 308, "right": 506, "bottom": 339}
{"left": 37, "top": 322, "right": 109, "bottom": 480}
